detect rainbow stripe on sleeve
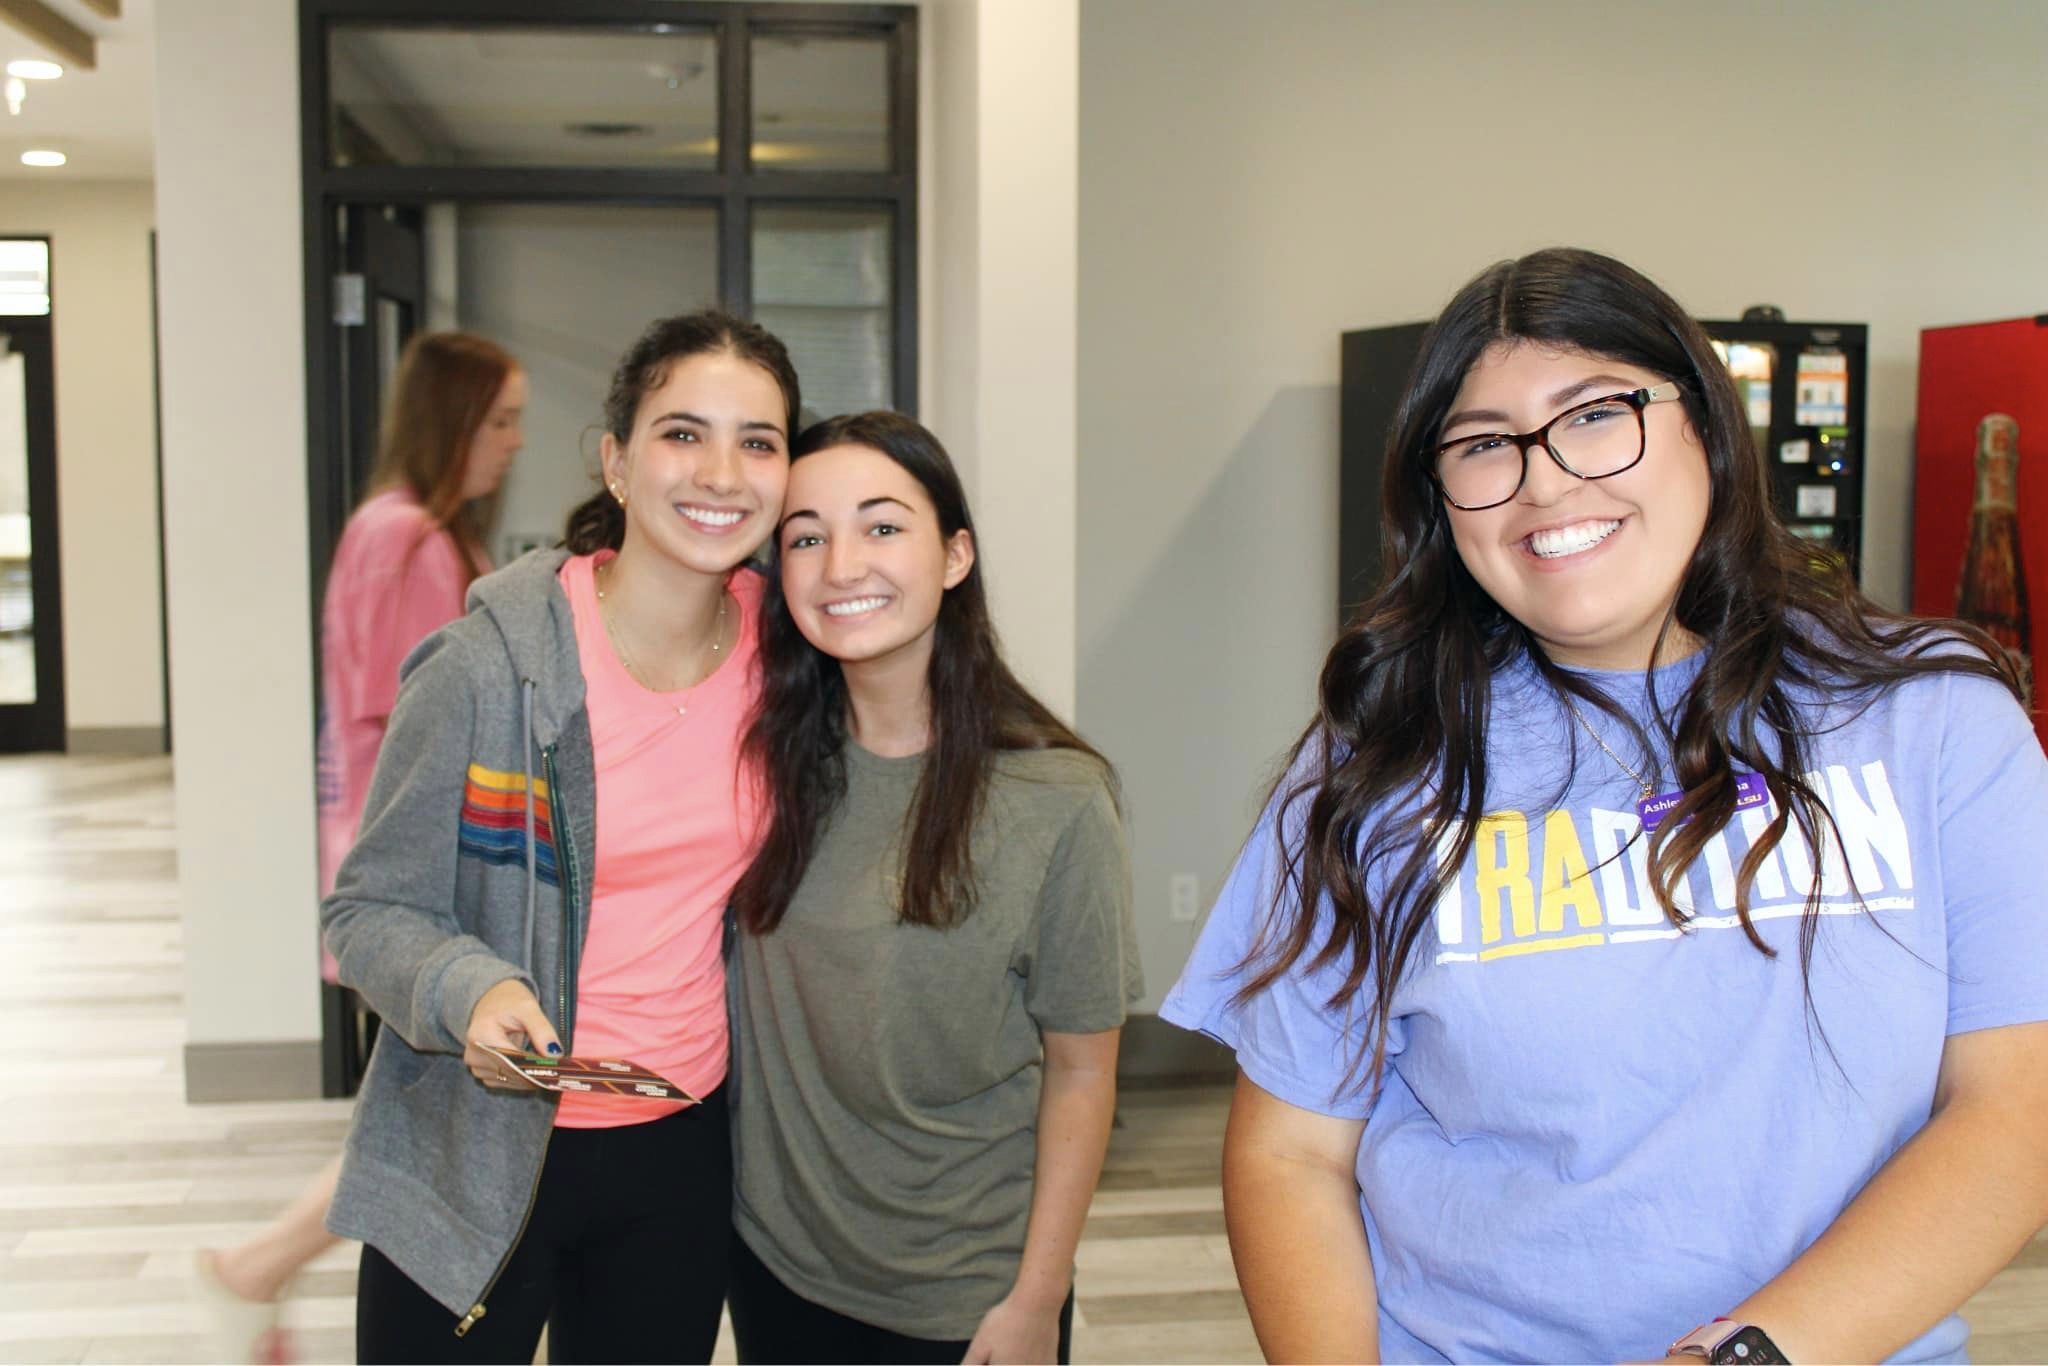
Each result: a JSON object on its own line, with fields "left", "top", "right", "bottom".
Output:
{"left": 458, "top": 763, "right": 560, "bottom": 887}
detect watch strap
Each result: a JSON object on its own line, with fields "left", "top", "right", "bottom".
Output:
{"left": 1669, "top": 1320, "right": 1791, "bottom": 1365}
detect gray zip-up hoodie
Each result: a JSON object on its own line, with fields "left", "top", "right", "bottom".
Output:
{"left": 322, "top": 548, "right": 597, "bottom": 1329}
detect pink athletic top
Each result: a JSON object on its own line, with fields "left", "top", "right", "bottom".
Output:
{"left": 555, "top": 551, "right": 765, "bottom": 1128}
{"left": 317, "top": 490, "right": 482, "bottom": 979}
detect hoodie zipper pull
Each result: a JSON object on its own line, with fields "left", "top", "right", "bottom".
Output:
{"left": 455, "top": 1302, "right": 487, "bottom": 1337}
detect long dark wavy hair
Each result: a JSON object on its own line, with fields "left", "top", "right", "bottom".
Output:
{"left": 1251, "top": 247, "right": 2026, "bottom": 1094}
{"left": 730, "top": 410, "right": 1112, "bottom": 932}
{"left": 562, "top": 311, "right": 801, "bottom": 554}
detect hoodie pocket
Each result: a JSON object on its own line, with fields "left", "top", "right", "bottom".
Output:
{"left": 399, "top": 1048, "right": 457, "bottom": 1098}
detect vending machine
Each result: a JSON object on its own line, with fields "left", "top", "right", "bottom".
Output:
{"left": 1911, "top": 315, "right": 2045, "bottom": 750}
{"left": 1699, "top": 316, "right": 1868, "bottom": 576}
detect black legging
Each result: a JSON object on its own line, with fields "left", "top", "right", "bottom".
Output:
{"left": 355, "top": 1087, "right": 731, "bottom": 1365}
{"left": 727, "top": 1231, "right": 1075, "bottom": 1365}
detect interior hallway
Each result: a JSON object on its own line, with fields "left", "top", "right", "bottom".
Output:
{"left": 0, "top": 754, "right": 1257, "bottom": 1364}
{"left": 0, "top": 754, "right": 2040, "bottom": 1364}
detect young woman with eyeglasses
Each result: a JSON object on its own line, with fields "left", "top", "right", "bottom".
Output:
{"left": 1164, "top": 248, "right": 2048, "bottom": 1364}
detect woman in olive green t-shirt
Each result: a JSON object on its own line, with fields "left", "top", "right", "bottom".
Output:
{"left": 726, "top": 410, "right": 1141, "bottom": 1365}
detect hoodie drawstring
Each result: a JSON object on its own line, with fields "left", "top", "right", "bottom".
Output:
{"left": 521, "top": 679, "right": 538, "bottom": 974}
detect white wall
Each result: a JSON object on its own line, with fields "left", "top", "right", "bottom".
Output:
{"left": 924, "top": 0, "right": 1080, "bottom": 720}
{"left": 923, "top": 0, "right": 975, "bottom": 475}
{"left": 1077, "top": 0, "right": 2048, "bottom": 1009}
{"left": 156, "top": 1, "right": 319, "bottom": 1056}
{"left": 154, "top": 0, "right": 2048, "bottom": 1071}
{"left": 0, "top": 180, "right": 163, "bottom": 737}
{"left": 153, "top": 0, "right": 1079, "bottom": 1088}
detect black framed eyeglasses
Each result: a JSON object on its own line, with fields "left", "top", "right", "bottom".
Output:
{"left": 1431, "top": 382, "right": 1683, "bottom": 511}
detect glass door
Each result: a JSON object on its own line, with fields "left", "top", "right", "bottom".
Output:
{"left": 330, "top": 205, "right": 425, "bottom": 556}
{"left": 302, "top": 2, "right": 920, "bottom": 1097}
{"left": 0, "top": 239, "right": 64, "bottom": 753}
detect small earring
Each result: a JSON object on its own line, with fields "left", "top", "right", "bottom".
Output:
{"left": 610, "top": 482, "right": 626, "bottom": 507}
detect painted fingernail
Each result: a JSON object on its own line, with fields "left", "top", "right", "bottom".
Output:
{"left": 546, "top": 1043, "right": 562, "bottom": 1055}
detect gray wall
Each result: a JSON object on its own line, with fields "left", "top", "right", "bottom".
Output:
{"left": 1077, "top": 0, "right": 2048, "bottom": 1009}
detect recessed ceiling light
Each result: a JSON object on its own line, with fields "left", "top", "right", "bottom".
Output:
{"left": 20, "top": 150, "right": 67, "bottom": 168}
{"left": 6, "top": 60, "right": 62, "bottom": 81}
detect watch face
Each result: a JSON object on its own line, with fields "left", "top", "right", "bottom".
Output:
{"left": 1711, "top": 1325, "right": 1791, "bottom": 1365}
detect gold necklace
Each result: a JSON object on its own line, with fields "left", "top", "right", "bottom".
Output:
{"left": 595, "top": 560, "right": 729, "bottom": 718}
{"left": 1561, "top": 697, "right": 1656, "bottom": 801}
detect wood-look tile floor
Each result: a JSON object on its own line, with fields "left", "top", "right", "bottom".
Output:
{"left": 1, "top": 754, "right": 2041, "bottom": 1365}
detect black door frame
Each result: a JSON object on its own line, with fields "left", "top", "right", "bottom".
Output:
{"left": 300, "top": 0, "right": 919, "bottom": 610}
{"left": 300, "top": 0, "right": 919, "bottom": 1096}
{"left": 319, "top": 204, "right": 427, "bottom": 1099}
{"left": 0, "top": 259, "right": 65, "bottom": 754}
{"left": 335, "top": 204, "right": 427, "bottom": 521}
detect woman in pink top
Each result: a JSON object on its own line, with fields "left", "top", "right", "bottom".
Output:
{"left": 318, "top": 332, "right": 527, "bottom": 908}
{"left": 322, "top": 312, "right": 801, "bottom": 1364}
{"left": 195, "top": 331, "right": 525, "bottom": 1363}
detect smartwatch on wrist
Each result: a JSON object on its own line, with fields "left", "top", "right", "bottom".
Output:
{"left": 1669, "top": 1319, "right": 1792, "bottom": 1364}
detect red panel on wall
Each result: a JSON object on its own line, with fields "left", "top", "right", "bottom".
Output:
{"left": 1912, "top": 315, "right": 2047, "bottom": 750}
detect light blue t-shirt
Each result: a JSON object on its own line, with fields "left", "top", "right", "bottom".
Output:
{"left": 1163, "top": 651, "right": 2048, "bottom": 1364}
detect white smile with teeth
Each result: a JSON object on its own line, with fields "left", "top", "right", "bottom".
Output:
{"left": 680, "top": 506, "right": 744, "bottom": 527}
{"left": 1528, "top": 520, "right": 1621, "bottom": 559}
{"left": 825, "top": 596, "right": 890, "bottom": 618}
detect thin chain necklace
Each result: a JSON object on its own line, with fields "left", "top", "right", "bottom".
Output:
{"left": 1561, "top": 697, "right": 1656, "bottom": 801}
{"left": 595, "top": 559, "right": 729, "bottom": 718}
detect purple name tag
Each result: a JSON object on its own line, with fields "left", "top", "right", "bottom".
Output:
{"left": 1637, "top": 771, "right": 1769, "bottom": 832}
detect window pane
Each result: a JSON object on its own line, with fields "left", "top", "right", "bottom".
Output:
{"left": 375, "top": 296, "right": 408, "bottom": 401}
{"left": 329, "top": 26, "right": 719, "bottom": 169}
{"left": 450, "top": 203, "right": 720, "bottom": 562}
{"left": 753, "top": 207, "right": 892, "bottom": 419}
{"left": 0, "top": 240, "right": 50, "bottom": 317}
{"left": 751, "top": 34, "right": 890, "bottom": 172}
{"left": 0, "top": 346, "right": 34, "bottom": 703}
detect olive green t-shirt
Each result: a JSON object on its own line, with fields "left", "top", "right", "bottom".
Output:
{"left": 730, "top": 741, "right": 1140, "bottom": 1340}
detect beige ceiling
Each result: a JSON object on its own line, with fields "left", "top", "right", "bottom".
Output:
{"left": 0, "top": 0, "right": 155, "bottom": 180}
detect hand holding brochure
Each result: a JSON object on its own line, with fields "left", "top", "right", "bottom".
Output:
{"left": 476, "top": 1043, "right": 697, "bottom": 1103}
